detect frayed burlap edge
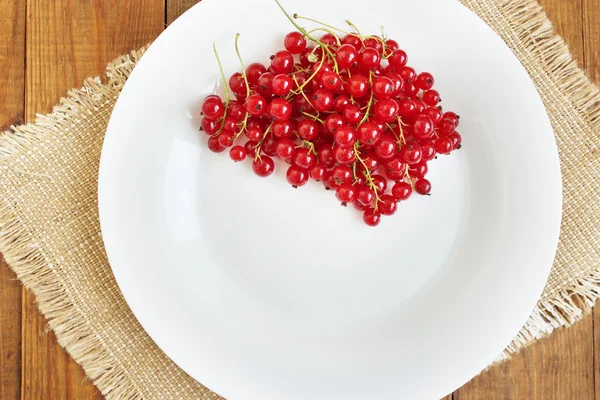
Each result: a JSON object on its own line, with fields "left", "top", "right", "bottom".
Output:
{"left": 490, "top": 0, "right": 600, "bottom": 361}
{"left": 0, "top": 46, "right": 149, "bottom": 399}
{"left": 1, "top": 0, "right": 600, "bottom": 396}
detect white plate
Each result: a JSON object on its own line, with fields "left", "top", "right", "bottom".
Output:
{"left": 98, "top": 0, "right": 562, "bottom": 398}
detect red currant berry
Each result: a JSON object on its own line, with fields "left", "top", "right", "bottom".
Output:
{"left": 378, "top": 194, "right": 397, "bottom": 216}
{"left": 252, "top": 156, "right": 275, "bottom": 177}
{"left": 286, "top": 165, "right": 309, "bottom": 187}
{"left": 403, "top": 82, "right": 419, "bottom": 97}
{"left": 324, "top": 173, "right": 339, "bottom": 190}
{"left": 334, "top": 145, "right": 356, "bottom": 165}
{"left": 207, "top": 135, "right": 225, "bottom": 153}
{"left": 357, "top": 122, "right": 382, "bottom": 146}
{"left": 443, "top": 111, "right": 460, "bottom": 127}
{"left": 372, "top": 76, "right": 395, "bottom": 100}
{"left": 262, "top": 136, "right": 278, "bottom": 157}
{"left": 384, "top": 39, "right": 399, "bottom": 52}
{"left": 276, "top": 139, "right": 297, "bottom": 161}
{"left": 425, "top": 106, "right": 443, "bottom": 124}
{"left": 256, "top": 72, "right": 275, "bottom": 96}
{"left": 297, "top": 118, "right": 319, "bottom": 141}
{"left": 357, "top": 185, "right": 375, "bottom": 207}
{"left": 438, "top": 118, "right": 456, "bottom": 135}
{"left": 449, "top": 132, "right": 462, "bottom": 150}
{"left": 229, "top": 145, "right": 246, "bottom": 162}
{"left": 342, "top": 34, "right": 363, "bottom": 50}
{"left": 227, "top": 100, "right": 246, "bottom": 121}
{"left": 293, "top": 147, "right": 317, "bottom": 169}
{"left": 398, "top": 99, "right": 418, "bottom": 117}
{"left": 347, "top": 74, "right": 370, "bottom": 98}
{"left": 334, "top": 125, "right": 356, "bottom": 147}
{"left": 201, "top": 117, "right": 219, "bottom": 135}
{"left": 374, "top": 99, "right": 399, "bottom": 122}
{"left": 272, "top": 119, "right": 295, "bottom": 139}
{"left": 284, "top": 31, "right": 307, "bottom": 54}
{"left": 421, "top": 140, "right": 437, "bottom": 161}
{"left": 384, "top": 72, "right": 404, "bottom": 95}
{"left": 385, "top": 157, "right": 405, "bottom": 175}
{"left": 408, "top": 161, "right": 428, "bottom": 179}
{"left": 202, "top": 95, "right": 225, "bottom": 120}
{"left": 392, "top": 181, "right": 412, "bottom": 201}
{"left": 336, "top": 44, "right": 358, "bottom": 69}
{"left": 292, "top": 95, "right": 315, "bottom": 118}
{"left": 269, "top": 98, "right": 292, "bottom": 120}
{"left": 363, "top": 36, "right": 383, "bottom": 54}
{"left": 217, "top": 130, "right": 234, "bottom": 148}
{"left": 412, "top": 115, "right": 434, "bottom": 140}
{"left": 415, "top": 179, "right": 432, "bottom": 195}
{"left": 342, "top": 103, "right": 363, "bottom": 125}
{"left": 375, "top": 137, "right": 398, "bottom": 160}
{"left": 271, "top": 74, "right": 293, "bottom": 96}
{"left": 399, "top": 66, "right": 416, "bottom": 83}
{"left": 334, "top": 94, "right": 351, "bottom": 112}
{"left": 324, "top": 113, "right": 345, "bottom": 134}
{"left": 389, "top": 49, "right": 408, "bottom": 69}
{"left": 312, "top": 61, "right": 333, "bottom": 79}
{"left": 358, "top": 47, "right": 381, "bottom": 70}
{"left": 422, "top": 90, "right": 440, "bottom": 106}
{"left": 245, "top": 94, "right": 267, "bottom": 116}
{"left": 332, "top": 165, "right": 353, "bottom": 185}
{"left": 244, "top": 141, "right": 259, "bottom": 158}
{"left": 415, "top": 72, "right": 434, "bottom": 90}
{"left": 435, "top": 136, "right": 453, "bottom": 154}
{"left": 371, "top": 174, "right": 387, "bottom": 194}
{"left": 320, "top": 32, "right": 339, "bottom": 46}
{"left": 401, "top": 142, "right": 423, "bottom": 164}
{"left": 229, "top": 73, "right": 248, "bottom": 96}
{"left": 363, "top": 208, "right": 381, "bottom": 226}
{"left": 245, "top": 126, "right": 262, "bottom": 142}
{"left": 321, "top": 71, "right": 342, "bottom": 91}
{"left": 336, "top": 183, "right": 357, "bottom": 204}
{"left": 271, "top": 50, "right": 294, "bottom": 74}
{"left": 312, "top": 89, "right": 334, "bottom": 112}
{"left": 309, "top": 162, "right": 327, "bottom": 181}
{"left": 318, "top": 145, "right": 335, "bottom": 167}
{"left": 245, "top": 63, "right": 267, "bottom": 86}
{"left": 361, "top": 154, "right": 379, "bottom": 173}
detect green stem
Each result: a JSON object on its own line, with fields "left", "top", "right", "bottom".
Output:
{"left": 354, "top": 143, "right": 382, "bottom": 209}
{"left": 234, "top": 33, "right": 251, "bottom": 99}
{"left": 213, "top": 43, "right": 231, "bottom": 104}
{"left": 302, "top": 111, "right": 324, "bottom": 124}
{"left": 294, "top": 14, "right": 352, "bottom": 35}
{"left": 359, "top": 72, "right": 375, "bottom": 125}
{"left": 345, "top": 20, "right": 362, "bottom": 36}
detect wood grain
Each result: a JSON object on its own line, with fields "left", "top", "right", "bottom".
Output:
{"left": 22, "top": 0, "right": 165, "bottom": 398}
{"left": 167, "top": 0, "right": 201, "bottom": 25}
{"left": 0, "top": 1, "right": 25, "bottom": 399}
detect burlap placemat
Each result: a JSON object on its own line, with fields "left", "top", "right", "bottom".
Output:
{"left": 1, "top": 0, "right": 599, "bottom": 398}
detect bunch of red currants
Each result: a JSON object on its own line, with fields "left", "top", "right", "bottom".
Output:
{"left": 200, "top": 6, "right": 462, "bottom": 227}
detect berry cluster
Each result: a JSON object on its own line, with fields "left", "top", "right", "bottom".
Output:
{"left": 200, "top": 2, "right": 462, "bottom": 227}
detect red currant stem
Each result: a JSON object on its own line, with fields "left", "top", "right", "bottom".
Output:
{"left": 345, "top": 20, "right": 362, "bottom": 36}
{"left": 293, "top": 14, "right": 352, "bottom": 35}
{"left": 404, "top": 164, "right": 414, "bottom": 188}
{"left": 298, "top": 139, "right": 317, "bottom": 155}
{"left": 306, "top": 27, "right": 342, "bottom": 46}
{"left": 352, "top": 161, "right": 358, "bottom": 183}
{"left": 394, "top": 116, "right": 406, "bottom": 146}
{"left": 234, "top": 33, "right": 251, "bottom": 99}
{"left": 301, "top": 111, "right": 324, "bottom": 123}
{"left": 212, "top": 42, "right": 231, "bottom": 104}
{"left": 353, "top": 142, "right": 382, "bottom": 208}
{"left": 253, "top": 120, "right": 275, "bottom": 160}
{"left": 233, "top": 112, "right": 250, "bottom": 140}
{"left": 290, "top": 48, "right": 326, "bottom": 96}
{"left": 358, "top": 72, "right": 375, "bottom": 125}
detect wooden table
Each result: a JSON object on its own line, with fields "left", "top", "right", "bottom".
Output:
{"left": 0, "top": 0, "right": 598, "bottom": 398}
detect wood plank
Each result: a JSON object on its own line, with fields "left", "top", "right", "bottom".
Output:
{"left": 23, "top": 0, "right": 164, "bottom": 398}
{"left": 0, "top": 1, "right": 26, "bottom": 399}
{"left": 167, "top": 0, "right": 201, "bottom": 25}
{"left": 455, "top": 316, "right": 595, "bottom": 400}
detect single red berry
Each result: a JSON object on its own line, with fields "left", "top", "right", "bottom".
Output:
{"left": 358, "top": 47, "right": 381, "bottom": 70}
{"left": 384, "top": 72, "right": 404, "bottom": 95}
{"left": 398, "top": 99, "right": 418, "bottom": 117}
{"left": 318, "top": 145, "right": 335, "bottom": 167}
{"left": 357, "top": 185, "right": 375, "bottom": 207}
{"left": 342, "top": 34, "right": 363, "bottom": 50}
{"left": 354, "top": 200, "right": 370, "bottom": 211}
{"left": 347, "top": 74, "right": 370, "bottom": 98}
{"left": 245, "top": 126, "right": 262, "bottom": 142}
{"left": 297, "top": 118, "right": 319, "bottom": 141}
{"left": 378, "top": 194, "right": 397, "bottom": 216}
{"left": 244, "top": 141, "right": 259, "bottom": 158}
{"left": 357, "top": 122, "right": 382, "bottom": 146}
{"left": 399, "top": 66, "right": 416, "bottom": 83}
{"left": 262, "top": 136, "right": 278, "bottom": 157}
{"left": 276, "top": 139, "right": 297, "bottom": 161}
{"left": 321, "top": 71, "right": 342, "bottom": 91}
{"left": 403, "top": 82, "right": 419, "bottom": 97}
{"left": 415, "top": 179, "right": 432, "bottom": 195}
{"left": 443, "top": 111, "right": 460, "bottom": 127}
{"left": 385, "top": 157, "right": 405, "bottom": 175}
{"left": 202, "top": 95, "right": 225, "bottom": 120}
{"left": 415, "top": 72, "right": 435, "bottom": 90}
{"left": 389, "top": 49, "right": 408, "bottom": 69}
{"left": 286, "top": 165, "right": 309, "bottom": 187}
{"left": 374, "top": 98, "right": 399, "bottom": 123}
{"left": 311, "top": 61, "right": 334, "bottom": 79}
{"left": 425, "top": 106, "right": 443, "bottom": 124}
{"left": 207, "top": 135, "right": 225, "bottom": 153}
{"left": 363, "top": 36, "right": 383, "bottom": 54}
{"left": 320, "top": 32, "right": 339, "bottom": 46}
{"left": 408, "top": 161, "right": 428, "bottom": 179}
{"left": 227, "top": 100, "right": 246, "bottom": 121}
{"left": 375, "top": 137, "right": 398, "bottom": 160}
{"left": 309, "top": 162, "right": 327, "bottom": 181}
{"left": 228, "top": 73, "right": 248, "bottom": 96}
{"left": 325, "top": 113, "right": 345, "bottom": 134}
{"left": 421, "top": 140, "right": 437, "bottom": 161}
{"left": 336, "top": 183, "right": 357, "bottom": 204}
{"left": 361, "top": 154, "right": 379, "bottom": 173}
{"left": 412, "top": 115, "right": 434, "bottom": 140}
{"left": 272, "top": 74, "right": 294, "bottom": 96}
{"left": 271, "top": 50, "right": 294, "bottom": 74}
{"left": 268, "top": 98, "right": 292, "bottom": 120}
{"left": 201, "top": 117, "right": 219, "bottom": 135}
{"left": 336, "top": 44, "right": 358, "bottom": 69}
{"left": 221, "top": 115, "right": 236, "bottom": 132}
{"left": 284, "top": 31, "right": 307, "bottom": 54}
{"left": 300, "top": 46, "right": 322, "bottom": 67}
{"left": 384, "top": 39, "right": 399, "bottom": 52}
{"left": 371, "top": 174, "right": 387, "bottom": 195}
{"left": 334, "top": 145, "right": 356, "bottom": 165}
{"left": 217, "top": 130, "right": 234, "bottom": 148}
{"left": 334, "top": 125, "right": 356, "bottom": 147}
{"left": 252, "top": 156, "right": 275, "bottom": 177}
{"left": 245, "top": 94, "right": 267, "bottom": 116}
{"left": 332, "top": 165, "right": 353, "bottom": 185}
{"left": 292, "top": 95, "right": 315, "bottom": 118}
{"left": 334, "top": 94, "right": 351, "bottom": 112}
{"left": 340, "top": 103, "right": 361, "bottom": 125}
{"left": 256, "top": 72, "right": 275, "bottom": 96}
{"left": 312, "top": 89, "right": 334, "bottom": 112}
{"left": 272, "top": 119, "right": 295, "bottom": 139}
{"left": 324, "top": 173, "right": 340, "bottom": 190}
{"left": 372, "top": 76, "right": 395, "bottom": 100}
{"left": 392, "top": 181, "right": 412, "bottom": 201}
{"left": 402, "top": 142, "right": 423, "bottom": 164}
{"left": 363, "top": 208, "right": 381, "bottom": 227}
{"left": 438, "top": 118, "right": 456, "bottom": 135}
{"left": 293, "top": 147, "right": 317, "bottom": 169}
{"left": 435, "top": 136, "right": 454, "bottom": 154}
{"left": 246, "top": 63, "right": 267, "bottom": 86}
{"left": 449, "top": 132, "right": 462, "bottom": 150}
{"left": 422, "top": 90, "right": 440, "bottom": 106}
{"left": 229, "top": 145, "right": 246, "bottom": 162}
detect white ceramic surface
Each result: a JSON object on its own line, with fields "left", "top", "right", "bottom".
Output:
{"left": 98, "top": 0, "right": 562, "bottom": 398}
